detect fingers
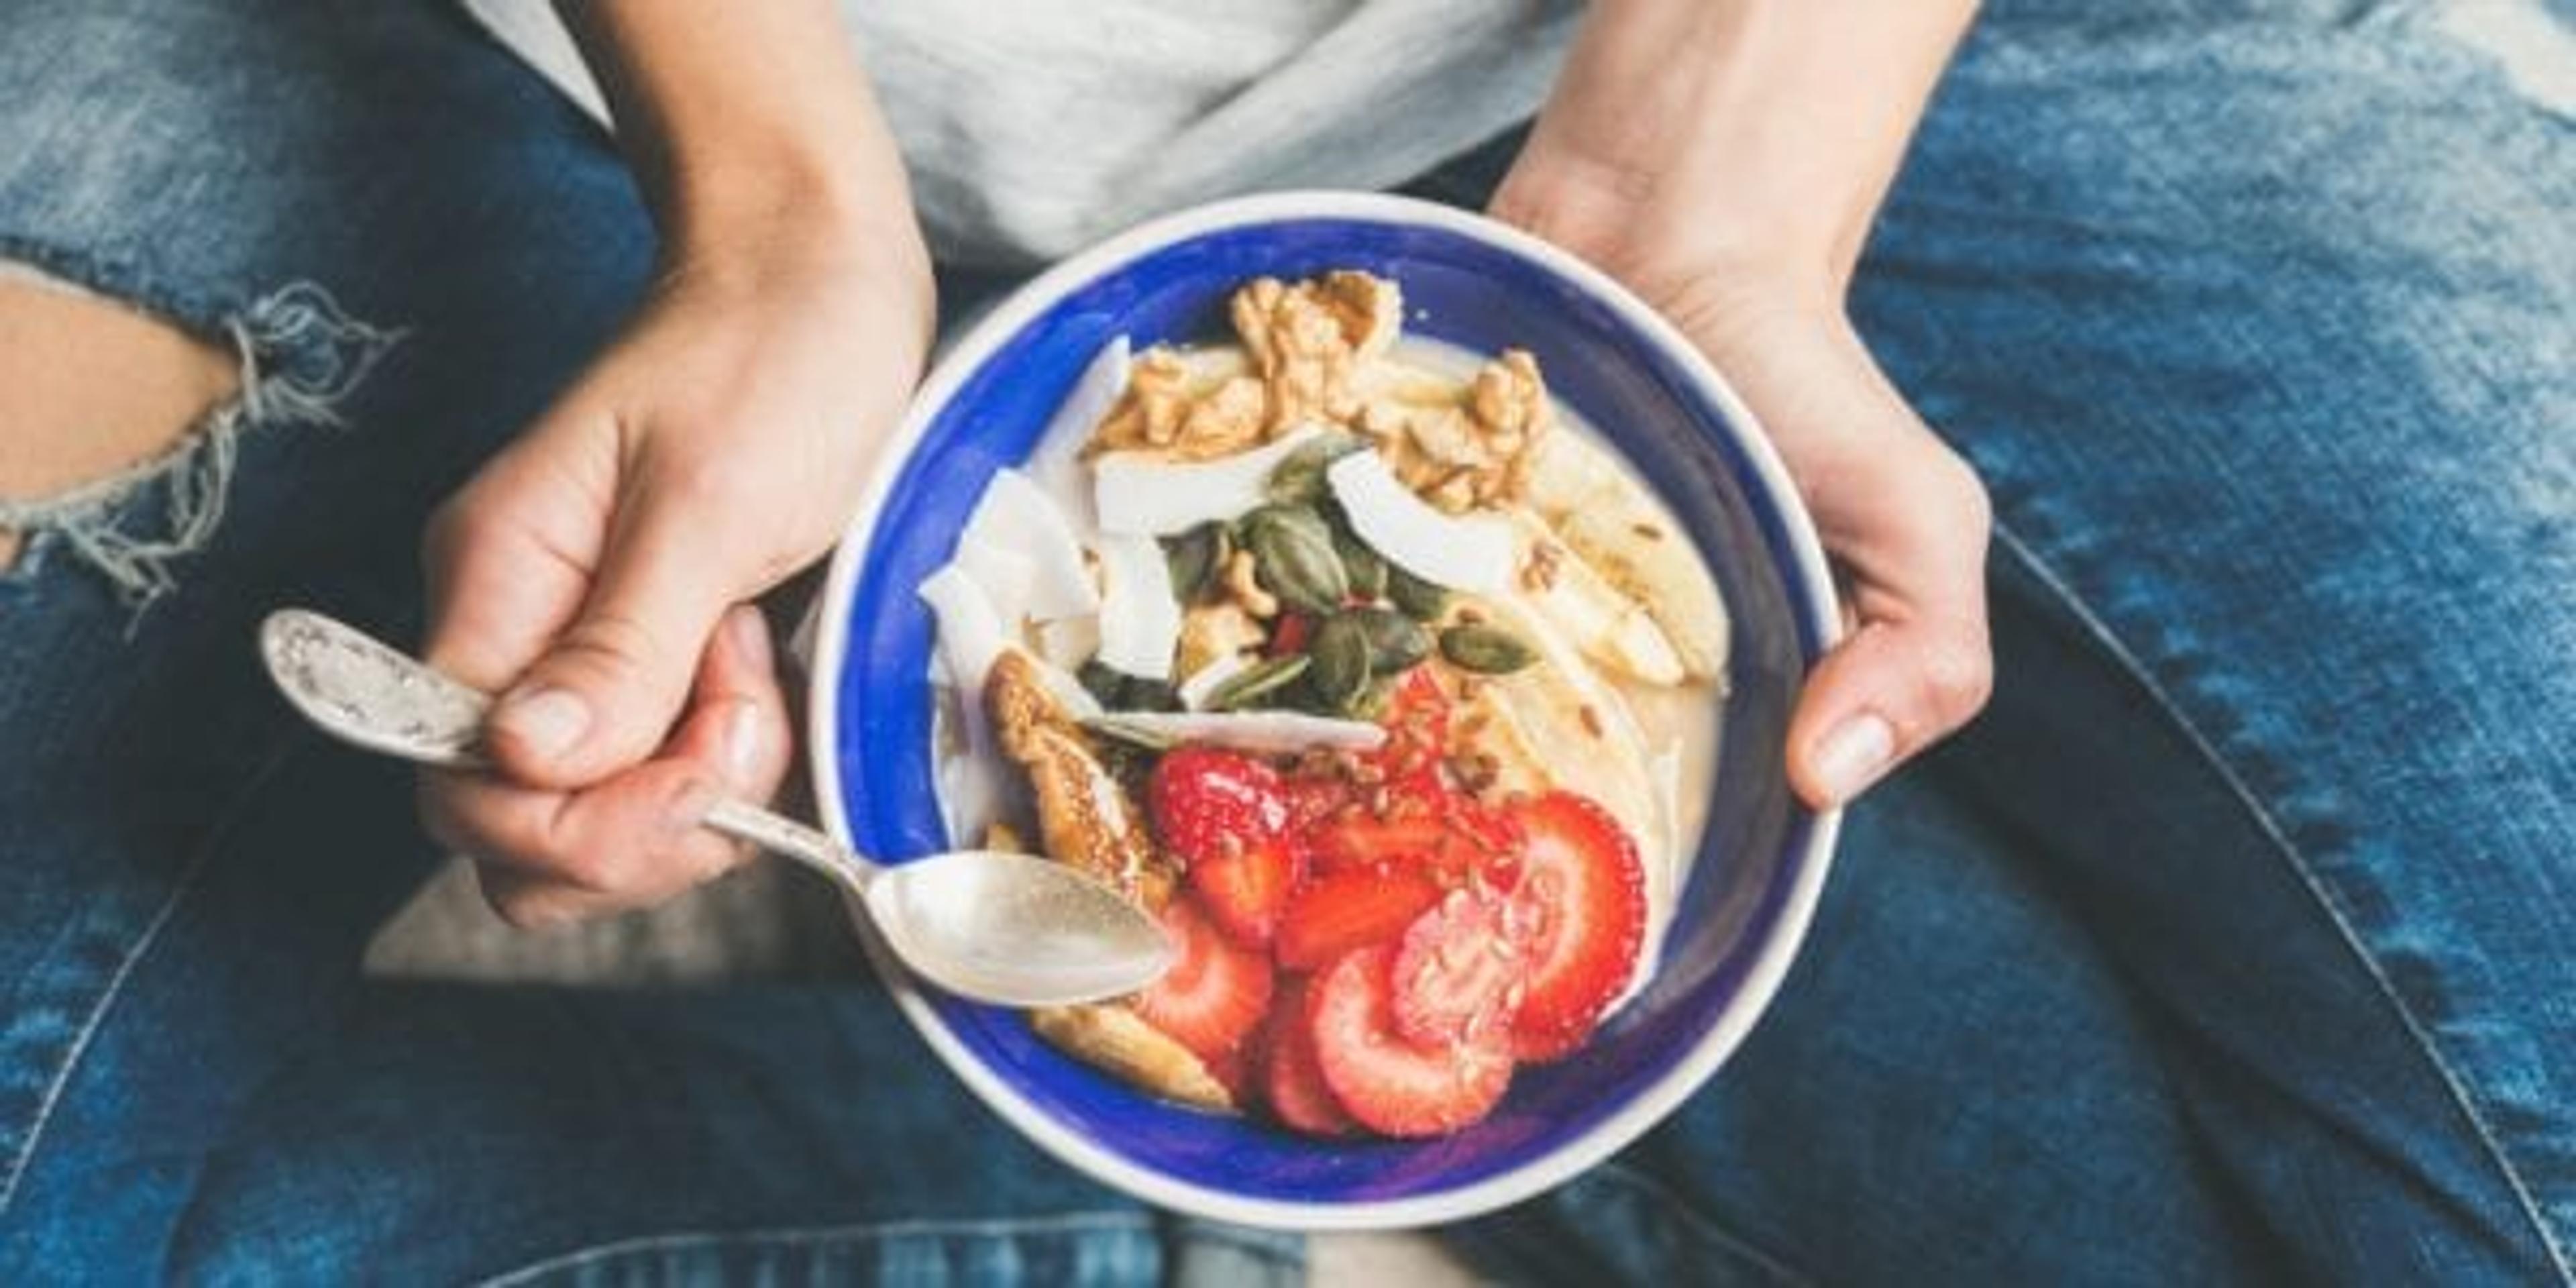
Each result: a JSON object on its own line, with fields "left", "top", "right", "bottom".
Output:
{"left": 422, "top": 605, "right": 795, "bottom": 926}
{"left": 1695, "top": 315, "right": 1992, "bottom": 811}
{"left": 480, "top": 464, "right": 747, "bottom": 789}
{"left": 1782, "top": 423, "right": 1994, "bottom": 809}
{"left": 419, "top": 429, "right": 617, "bottom": 695}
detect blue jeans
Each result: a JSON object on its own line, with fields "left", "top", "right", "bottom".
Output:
{"left": 1, "top": 0, "right": 2568, "bottom": 1282}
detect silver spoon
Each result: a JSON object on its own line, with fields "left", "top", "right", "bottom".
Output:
{"left": 256, "top": 608, "right": 1173, "bottom": 1008}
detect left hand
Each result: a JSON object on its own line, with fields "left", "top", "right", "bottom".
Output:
{"left": 1491, "top": 178, "right": 1993, "bottom": 811}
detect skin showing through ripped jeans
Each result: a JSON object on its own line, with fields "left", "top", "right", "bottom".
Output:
{"left": 0, "top": 278, "right": 239, "bottom": 568}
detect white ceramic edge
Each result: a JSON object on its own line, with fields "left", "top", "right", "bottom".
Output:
{"left": 807, "top": 190, "right": 1845, "bottom": 1232}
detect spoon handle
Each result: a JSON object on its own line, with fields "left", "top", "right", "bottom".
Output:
{"left": 704, "top": 798, "right": 881, "bottom": 891}
{"left": 261, "top": 608, "right": 881, "bottom": 890}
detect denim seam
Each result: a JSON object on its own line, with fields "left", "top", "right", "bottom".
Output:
{"left": 1988, "top": 521, "right": 2575, "bottom": 1285}
{"left": 1582, "top": 1161, "right": 1814, "bottom": 1286}
{"left": 0, "top": 741, "right": 292, "bottom": 1218}
{"left": 469, "top": 1210, "right": 1166, "bottom": 1288}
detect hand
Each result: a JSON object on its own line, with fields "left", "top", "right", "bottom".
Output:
{"left": 1493, "top": 197, "right": 1993, "bottom": 811}
{"left": 417, "top": 237, "right": 932, "bottom": 925}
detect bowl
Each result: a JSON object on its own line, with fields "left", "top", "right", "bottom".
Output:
{"left": 807, "top": 191, "right": 1841, "bottom": 1230}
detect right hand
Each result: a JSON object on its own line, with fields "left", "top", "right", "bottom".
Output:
{"left": 417, "top": 230, "right": 932, "bottom": 927}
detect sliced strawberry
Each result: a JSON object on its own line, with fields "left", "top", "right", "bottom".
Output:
{"left": 1205, "top": 1038, "right": 1254, "bottom": 1106}
{"left": 1148, "top": 747, "right": 1289, "bottom": 867}
{"left": 1311, "top": 792, "right": 1522, "bottom": 888}
{"left": 1134, "top": 896, "right": 1273, "bottom": 1063}
{"left": 1275, "top": 868, "right": 1444, "bottom": 971}
{"left": 1309, "top": 814, "right": 1448, "bottom": 875}
{"left": 1189, "top": 837, "right": 1305, "bottom": 948}
{"left": 1503, "top": 792, "right": 1647, "bottom": 1063}
{"left": 1309, "top": 947, "right": 1513, "bottom": 1137}
{"left": 1392, "top": 889, "right": 1522, "bottom": 1046}
{"left": 1263, "top": 977, "right": 1358, "bottom": 1136}
{"left": 1281, "top": 774, "right": 1354, "bottom": 832}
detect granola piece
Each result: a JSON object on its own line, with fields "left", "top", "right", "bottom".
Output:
{"left": 985, "top": 651, "right": 1177, "bottom": 909}
{"left": 1031, "top": 1004, "right": 1235, "bottom": 1112}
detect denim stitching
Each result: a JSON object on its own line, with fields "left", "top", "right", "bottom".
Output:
{"left": 0, "top": 741, "right": 296, "bottom": 1218}
{"left": 470, "top": 1210, "right": 1164, "bottom": 1288}
{"left": 1987, "top": 519, "right": 2575, "bottom": 1284}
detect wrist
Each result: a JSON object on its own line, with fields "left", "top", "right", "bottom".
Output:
{"left": 1491, "top": 147, "right": 1845, "bottom": 319}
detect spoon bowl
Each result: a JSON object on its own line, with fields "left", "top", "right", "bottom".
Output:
{"left": 258, "top": 608, "right": 1173, "bottom": 1008}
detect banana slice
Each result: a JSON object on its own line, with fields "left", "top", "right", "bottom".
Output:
{"left": 1518, "top": 430, "right": 1732, "bottom": 684}
{"left": 1503, "top": 508, "right": 1686, "bottom": 687}
{"left": 1446, "top": 594, "right": 1676, "bottom": 970}
{"left": 1031, "top": 1005, "right": 1235, "bottom": 1112}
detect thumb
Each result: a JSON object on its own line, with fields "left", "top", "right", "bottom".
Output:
{"left": 483, "top": 492, "right": 735, "bottom": 789}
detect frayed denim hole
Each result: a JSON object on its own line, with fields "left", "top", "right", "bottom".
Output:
{"left": 0, "top": 280, "right": 405, "bottom": 619}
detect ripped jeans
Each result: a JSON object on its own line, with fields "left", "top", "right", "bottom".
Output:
{"left": 2, "top": 0, "right": 2571, "bottom": 1283}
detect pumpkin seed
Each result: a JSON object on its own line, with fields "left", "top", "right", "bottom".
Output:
{"left": 1076, "top": 659, "right": 1128, "bottom": 708}
{"left": 1263, "top": 431, "right": 1362, "bottom": 505}
{"left": 1204, "top": 653, "right": 1312, "bottom": 711}
{"left": 1161, "top": 523, "right": 1228, "bottom": 601}
{"left": 1121, "top": 676, "right": 1182, "bottom": 712}
{"left": 1333, "top": 526, "right": 1387, "bottom": 600}
{"left": 1348, "top": 606, "right": 1430, "bottom": 672}
{"left": 1240, "top": 504, "right": 1348, "bottom": 616}
{"left": 1307, "top": 614, "right": 1375, "bottom": 711}
{"left": 1385, "top": 563, "right": 1450, "bottom": 620}
{"left": 1438, "top": 622, "right": 1538, "bottom": 674}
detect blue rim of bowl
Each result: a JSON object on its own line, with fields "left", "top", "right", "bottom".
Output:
{"left": 808, "top": 191, "right": 1843, "bottom": 1230}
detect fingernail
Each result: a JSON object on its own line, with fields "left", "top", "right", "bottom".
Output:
{"left": 662, "top": 776, "right": 722, "bottom": 835}
{"left": 494, "top": 686, "right": 590, "bottom": 760}
{"left": 1811, "top": 712, "right": 1896, "bottom": 804}
{"left": 722, "top": 699, "right": 765, "bottom": 786}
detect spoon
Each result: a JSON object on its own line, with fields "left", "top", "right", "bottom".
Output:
{"left": 256, "top": 608, "right": 1173, "bottom": 1008}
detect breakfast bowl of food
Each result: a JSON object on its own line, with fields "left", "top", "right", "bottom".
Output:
{"left": 806, "top": 191, "right": 1841, "bottom": 1229}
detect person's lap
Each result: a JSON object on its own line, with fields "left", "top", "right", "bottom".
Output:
{"left": 1, "top": 0, "right": 2567, "bottom": 1282}
{"left": 1456, "top": 6, "right": 2574, "bottom": 1282}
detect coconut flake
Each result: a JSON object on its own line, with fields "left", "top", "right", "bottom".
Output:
{"left": 1089, "top": 710, "right": 1387, "bottom": 755}
{"left": 1093, "top": 423, "right": 1330, "bottom": 535}
{"left": 1175, "top": 651, "right": 1252, "bottom": 710}
{"left": 962, "top": 469, "right": 1097, "bottom": 621}
{"left": 1022, "top": 336, "right": 1130, "bottom": 537}
{"left": 918, "top": 563, "right": 1010, "bottom": 700}
{"left": 953, "top": 535, "right": 1036, "bottom": 623}
{"left": 1033, "top": 614, "right": 1102, "bottom": 674}
{"left": 1327, "top": 450, "right": 1513, "bottom": 592}
{"left": 1094, "top": 532, "right": 1183, "bottom": 681}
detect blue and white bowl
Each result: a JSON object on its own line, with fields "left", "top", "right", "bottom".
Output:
{"left": 808, "top": 192, "right": 1841, "bottom": 1230}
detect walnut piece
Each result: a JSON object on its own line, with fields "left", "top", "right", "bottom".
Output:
{"left": 1083, "top": 272, "right": 1554, "bottom": 517}
{"left": 1173, "top": 374, "right": 1269, "bottom": 458}
{"left": 1230, "top": 271, "right": 1403, "bottom": 432}
{"left": 1350, "top": 347, "right": 1552, "bottom": 514}
{"left": 1089, "top": 349, "right": 1192, "bottom": 453}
